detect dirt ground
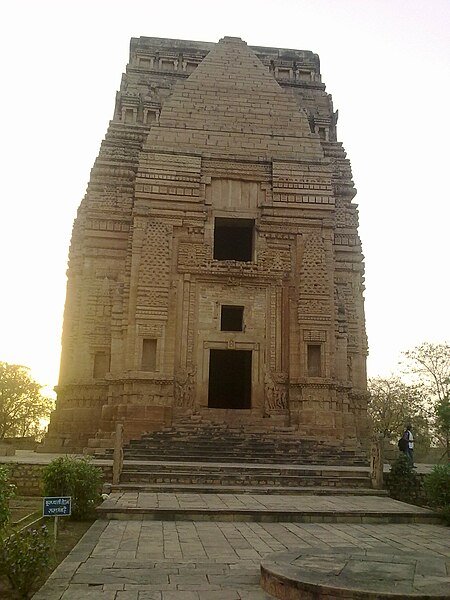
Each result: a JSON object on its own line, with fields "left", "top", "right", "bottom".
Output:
{"left": 1, "top": 497, "right": 94, "bottom": 599}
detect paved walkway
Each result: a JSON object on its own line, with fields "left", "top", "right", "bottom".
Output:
{"left": 2, "top": 452, "right": 445, "bottom": 598}
{"left": 32, "top": 518, "right": 450, "bottom": 599}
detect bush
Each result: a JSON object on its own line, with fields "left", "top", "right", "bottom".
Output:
{"left": 0, "top": 465, "right": 15, "bottom": 529}
{"left": 424, "top": 463, "right": 450, "bottom": 525}
{"left": 385, "top": 453, "right": 423, "bottom": 504}
{"left": 42, "top": 456, "right": 103, "bottom": 520}
{"left": 0, "top": 525, "right": 51, "bottom": 598}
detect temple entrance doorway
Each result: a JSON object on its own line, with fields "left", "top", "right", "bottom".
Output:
{"left": 208, "top": 349, "right": 252, "bottom": 409}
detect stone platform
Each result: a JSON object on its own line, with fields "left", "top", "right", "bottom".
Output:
{"left": 98, "top": 492, "right": 440, "bottom": 524}
{"left": 261, "top": 548, "right": 450, "bottom": 599}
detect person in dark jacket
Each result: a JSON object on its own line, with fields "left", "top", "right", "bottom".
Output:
{"left": 402, "top": 424, "right": 415, "bottom": 467}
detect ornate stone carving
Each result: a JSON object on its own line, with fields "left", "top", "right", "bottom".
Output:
{"left": 174, "top": 367, "right": 196, "bottom": 408}
{"left": 264, "top": 368, "right": 288, "bottom": 411}
{"left": 299, "top": 232, "right": 330, "bottom": 296}
{"left": 259, "top": 246, "right": 292, "bottom": 273}
{"left": 178, "top": 242, "right": 208, "bottom": 269}
{"left": 298, "top": 298, "right": 331, "bottom": 320}
{"left": 136, "top": 219, "right": 171, "bottom": 320}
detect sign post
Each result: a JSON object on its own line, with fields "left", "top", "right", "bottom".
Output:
{"left": 43, "top": 496, "right": 72, "bottom": 542}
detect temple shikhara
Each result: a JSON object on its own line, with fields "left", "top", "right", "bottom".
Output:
{"left": 44, "top": 36, "right": 369, "bottom": 455}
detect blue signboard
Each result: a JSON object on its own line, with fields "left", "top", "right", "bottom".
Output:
{"left": 43, "top": 496, "right": 72, "bottom": 517}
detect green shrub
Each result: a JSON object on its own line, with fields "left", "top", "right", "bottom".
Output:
{"left": 385, "top": 453, "right": 423, "bottom": 504}
{"left": 42, "top": 456, "right": 103, "bottom": 520}
{"left": 0, "top": 525, "right": 51, "bottom": 598}
{"left": 0, "top": 465, "right": 15, "bottom": 529}
{"left": 424, "top": 463, "right": 450, "bottom": 525}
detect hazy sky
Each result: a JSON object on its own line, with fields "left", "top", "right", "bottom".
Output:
{"left": 0, "top": 0, "right": 449, "bottom": 390}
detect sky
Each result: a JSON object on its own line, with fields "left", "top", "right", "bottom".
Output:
{"left": 0, "top": 0, "right": 449, "bottom": 391}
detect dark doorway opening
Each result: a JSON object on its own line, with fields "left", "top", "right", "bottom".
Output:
{"left": 221, "top": 305, "right": 244, "bottom": 331}
{"left": 208, "top": 349, "right": 252, "bottom": 409}
{"left": 213, "top": 218, "right": 254, "bottom": 262}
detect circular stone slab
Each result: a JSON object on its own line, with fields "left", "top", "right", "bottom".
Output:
{"left": 261, "top": 548, "right": 450, "bottom": 599}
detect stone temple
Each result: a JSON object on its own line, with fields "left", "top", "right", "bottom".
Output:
{"left": 44, "top": 36, "right": 369, "bottom": 454}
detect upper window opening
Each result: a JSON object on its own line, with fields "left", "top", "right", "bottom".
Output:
{"left": 307, "top": 344, "right": 322, "bottom": 377}
{"left": 93, "top": 352, "right": 109, "bottom": 379}
{"left": 213, "top": 218, "right": 254, "bottom": 262}
{"left": 141, "top": 338, "right": 157, "bottom": 371}
{"left": 221, "top": 305, "right": 244, "bottom": 331}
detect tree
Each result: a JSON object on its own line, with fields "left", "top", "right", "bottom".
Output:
{"left": 403, "top": 342, "right": 450, "bottom": 403}
{"left": 367, "top": 376, "right": 431, "bottom": 452}
{"left": 435, "top": 386, "right": 450, "bottom": 458}
{"left": 403, "top": 342, "right": 450, "bottom": 458}
{"left": 0, "top": 362, "right": 53, "bottom": 440}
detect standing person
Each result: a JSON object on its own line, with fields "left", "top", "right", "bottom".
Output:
{"left": 403, "top": 424, "right": 415, "bottom": 467}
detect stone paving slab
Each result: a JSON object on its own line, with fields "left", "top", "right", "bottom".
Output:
{"left": 98, "top": 492, "right": 439, "bottom": 524}
{"left": 32, "top": 519, "right": 450, "bottom": 599}
{"left": 261, "top": 548, "right": 450, "bottom": 598}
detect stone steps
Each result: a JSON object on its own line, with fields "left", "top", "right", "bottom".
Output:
{"left": 111, "top": 483, "right": 385, "bottom": 496}
{"left": 120, "top": 471, "right": 370, "bottom": 488}
{"left": 101, "top": 508, "right": 435, "bottom": 524}
{"left": 119, "top": 462, "right": 367, "bottom": 476}
{"left": 97, "top": 453, "right": 368, "bottom": 468}
{"left": 97, "top": 416, "right": 371, "bottom": 496}
{"left": 117, "top": 419, "right": 369, "bottom": 468}
{"left": 120, "top": 438, "right": 367, "bottom": 464}
{"left": 120, "top": 451, "right": 367, "bottom": 466}
{"left": 119, "top": 461, "right": 370, "bottom": 486}
{"left": 117, "top": 457, "right": 374, "bottom": 493}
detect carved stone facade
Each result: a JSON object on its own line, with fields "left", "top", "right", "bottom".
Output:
{"left": 44, "top": 36, "right": 369, "bottom": 452}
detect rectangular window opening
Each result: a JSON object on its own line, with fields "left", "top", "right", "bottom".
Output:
{"left": 213, "top": 217, "right": 254, "bottom": 262}
{"left": 141, "top": 338, "right": 157, "bottom": 371}
{"left": 307, "top": 344, "right": 322, "bottom": 377}
{"left": 221, "top": 305, "right": 244, "bottom": 331}
{"left": 93, "top": 352, "right": 109, "bottom": 379}
{"left": 124, "top": 108, "right": 134, "bottom": 124}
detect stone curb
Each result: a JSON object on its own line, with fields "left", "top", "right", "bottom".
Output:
{"left": 97, "top": 506, "right": 441, "bottom": 524}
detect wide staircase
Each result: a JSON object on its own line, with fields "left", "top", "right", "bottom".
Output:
{"left": 123, "top": 416, "right": 368, "bottom": 466}
{"left": 95, "top": 414, "right": 442, "bottom": 526}
{"left": 96, "top": 413, "right": 381, "bottom": 496}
